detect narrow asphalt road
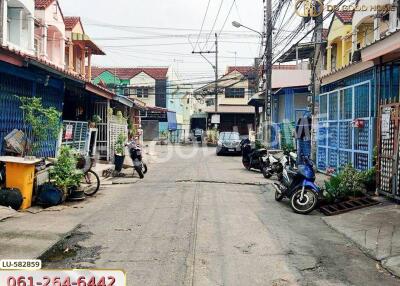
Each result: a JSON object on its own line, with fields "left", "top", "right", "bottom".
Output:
{"left": 43, "top": 145, "right": 400, "bottom": 286}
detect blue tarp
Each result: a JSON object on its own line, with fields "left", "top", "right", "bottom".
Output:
{"left": 167, "top": 111, "right": 177, "bottom": 131}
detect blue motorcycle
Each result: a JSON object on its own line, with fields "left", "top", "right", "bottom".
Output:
{"left": 272, "top": 157, "right": 322, "bottom": 214}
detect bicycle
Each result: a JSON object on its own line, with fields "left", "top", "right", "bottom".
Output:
{"left": 76, "top": 155, "right": 100, "bottom": 196}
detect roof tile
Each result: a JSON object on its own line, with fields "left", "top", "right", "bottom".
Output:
{"left": 335, "top": 11, "right": 354, "bottom": 24}
{"left": 35, "top": 0, "right": 55, "bottom": 9}
{"left": 64, "top": 16, "right": 81, "bottom": 30}
{"left": 90, "top": 67, "right": 169, "bottom": 81}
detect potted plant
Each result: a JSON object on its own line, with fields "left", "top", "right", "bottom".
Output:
{"left": 89, "top": 115, "right": 102, "bottom": 128}
{"left": 19, "top": 97, "right": 62, "bottom": 157}
{"left": 49, "top": 146, "right": 84, "bottom": 201}
{"left": 114, "top": 133, "right": 126, "bottom": 172}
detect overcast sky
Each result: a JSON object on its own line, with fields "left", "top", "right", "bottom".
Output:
{"left": 58, "top": 0, "right": 265, "bottom": 83}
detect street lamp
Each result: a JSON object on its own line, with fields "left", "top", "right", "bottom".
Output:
{"left": 232, "top": 21, "right": 268, "bottom": 142}
{"left": 232, "top": 21, "right": 263, "bottom": 38}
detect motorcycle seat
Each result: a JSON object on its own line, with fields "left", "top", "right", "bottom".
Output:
{"left": 271, "top": 152, "right": 284, "bottom": 160}
{"left": 253, "top": 148, "right": 268, "bottom": 156}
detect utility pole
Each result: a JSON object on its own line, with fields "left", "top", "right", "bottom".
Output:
{"left": 264, "top": 0, "right": 273, "bottom": 145}
{"left": 192, "top": 34, "right": 219, "bottom": 113}
{"left": 214, "top": 33, "right": 218, "bottom": 113}
{"left": 310, "top": 0, "right": 324, "bottom": 161}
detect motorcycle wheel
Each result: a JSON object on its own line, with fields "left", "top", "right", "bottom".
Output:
{"left": 275, "top": 190, "right": 284, "bottom": 201}
{"left": 262, "top": 167, "right": 272, "bottom": 179}
{"left": 143, "top": 163, "right": 148, "bottom": 174}
{"left": 134, "top": 166, "right": 144, "bottom": 179}
{"left": 290, "top": 188, "right": 318, "bottom": 215}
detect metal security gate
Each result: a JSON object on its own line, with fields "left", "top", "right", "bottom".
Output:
{"left": 109, "top": 121, "right": 128, "bottom": 162}
{"left": 377, "top": 104, "right": 400, "bottom": 200}
{"left": 61, "top": 121, "right": 89, "bottom": 153}
{"left": 317, "top": 80, "right": 374, "bottom": 172}
{"left": 94, "top": 101, "right": 109, "bottom": 160}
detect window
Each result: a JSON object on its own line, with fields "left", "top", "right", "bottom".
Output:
{"left": 124, "top": 87, "right": 136, "bottom": 97}
{"left": 136, "top": 88, "right": 149, "bottom": 98}
{"left": 225, "top": 88, "right": 245, "bottom": 98}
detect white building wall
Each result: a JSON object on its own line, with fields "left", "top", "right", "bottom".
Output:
{"left": 129, "top": 72, "right": 157, "bottom": 107}
{"left": 4, "top": 0, "right": 35, "bottom": 54}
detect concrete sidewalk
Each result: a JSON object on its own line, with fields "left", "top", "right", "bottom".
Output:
{"left": 322, "top": 199, "right": 400, "bottom": 277}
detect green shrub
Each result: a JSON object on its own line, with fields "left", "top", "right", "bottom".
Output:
{"left": 115, "top": 133, "right": 127, "bottom": 156}
{"left": 360, "top": 167, "right": 376, "bottom": 193}
{"left": 324, "top": 164, "right": 365, "bottom": 202}
{"left": 50, "top": 146, "right": 84, "bottom": 195}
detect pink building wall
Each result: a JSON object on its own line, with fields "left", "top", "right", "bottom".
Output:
{"left": 34, "top": 1, "right": 65, "bottom": 67}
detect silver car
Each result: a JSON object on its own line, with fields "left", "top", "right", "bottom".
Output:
{"left": 216, "top": 132, "right": 242, "bottom": 155}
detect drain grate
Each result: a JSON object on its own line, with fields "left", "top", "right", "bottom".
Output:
{"left": 319, "top": 196, "right": 380, "bottom": 216}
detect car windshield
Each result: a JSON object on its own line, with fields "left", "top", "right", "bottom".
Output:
{"left": 220, "top": 132, "right": 240, "bottom": 140}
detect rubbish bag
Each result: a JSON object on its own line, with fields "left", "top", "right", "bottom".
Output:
{"left": 36, "top": 183, "right": 64, "bottom": 207}
{"left": 0, "top": 188, "right": 23, "bottom": 210}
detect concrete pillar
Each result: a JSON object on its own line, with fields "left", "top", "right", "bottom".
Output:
{"left": 59, "top": 35, "right": 65, "bottom": 67}
{"left": 374, "top": 17, "right": 381, "bottom": 42}
{"left": 389, "top": 0, "right": 398, "bottom": 32}
{"left": 326, "top": 45, "right": 332, "bottom": 72}
{"left": 27, "top": 13, "right": 34, "bottom": 53}
{"left": 40, "top": 24, "right": 48, "bottom": 58}
{"left": 68, "top": 41, "right": 74, "bottom": 71}
{"left": 80, "top": 47, "right": 86, "bottom": 77}
{"left": 351, "top": 28, "right": 358, "bottom": 54}
{"left": 341, "top": 38, "right": 346, "bottom": 68}
{"left": 87, "top": 49, "right": 92, "bottom": 80}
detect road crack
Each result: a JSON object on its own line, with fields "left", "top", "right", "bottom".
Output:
{"left": 176, "top": 179, "right": 266, "bottom": 186}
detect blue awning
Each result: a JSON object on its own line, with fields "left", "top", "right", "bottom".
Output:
{"left": 167, "top": 111, "right": 177, "bottom": 131}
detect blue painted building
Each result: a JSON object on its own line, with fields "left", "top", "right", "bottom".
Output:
{"left": 317, "top": 68, "right": 376, "bottom": 172}
{"left": 0, "top": 48, "right": 65, "bottom": 157}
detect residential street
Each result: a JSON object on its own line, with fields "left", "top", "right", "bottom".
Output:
{"left": 39, "top": 145, "right": 399, "bottom": 286}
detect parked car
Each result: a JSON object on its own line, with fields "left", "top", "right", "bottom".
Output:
{"left": 216, "top": 132, "right": 242, "bottom": 155}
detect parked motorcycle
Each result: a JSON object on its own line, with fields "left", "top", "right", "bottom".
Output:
{"left": 262, "top": 150, "right": 298, "bottom": 179}
{"left": 127, "top": 140, "right": 148, "bottom": 179}
{"left": 241, "top": 139, "right": 268, "bottom": 172}
{"left": 272, "top": 157, "right": 322, "bottom": 214}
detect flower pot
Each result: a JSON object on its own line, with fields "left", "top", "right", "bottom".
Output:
{"left": 68, "top": 186, "right": 85, "bottom": 201}
{"left": 114, "top": 154, "right": 125, "bottom": 172}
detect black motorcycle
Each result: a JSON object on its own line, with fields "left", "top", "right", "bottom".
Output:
{"left": 127, "top": 140, "right": 148, "bottom": 179}
{"left": 241, "top": 139, "right": 268, "bottom": 172}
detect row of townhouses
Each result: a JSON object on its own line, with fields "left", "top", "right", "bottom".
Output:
{"left": 0, "top": 0, "right": 200, "bottom": 160}
{"left": 274, "top": 1, "right": 400, "bottom": 200}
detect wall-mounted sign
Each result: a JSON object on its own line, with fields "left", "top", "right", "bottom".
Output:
{"left": 381, "top": 107, "right": 391, "bottom": 140}
{"left": 65, "top": 124, "right": 73, "bottom": 140}
{"left": 211, "top": 114, "right": 220, "bottom": 124}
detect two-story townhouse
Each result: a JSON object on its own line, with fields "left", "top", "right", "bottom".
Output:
{"left": 326, "top": 11, "right": 354, "bottom": 72}
{"left": 34, "top": 0, "right": 65, "bottom": 67}
{"left": 316, "top": 1, "right": 400, "bottom": 177}
{"left": 91, "top": 67, "right": 170, "bottom": 140}
{"left": 195, "top": 66, "right": 257, "bottom": 136}
{"left": 0, "top": 0, "right": 35, "bottom": 54}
